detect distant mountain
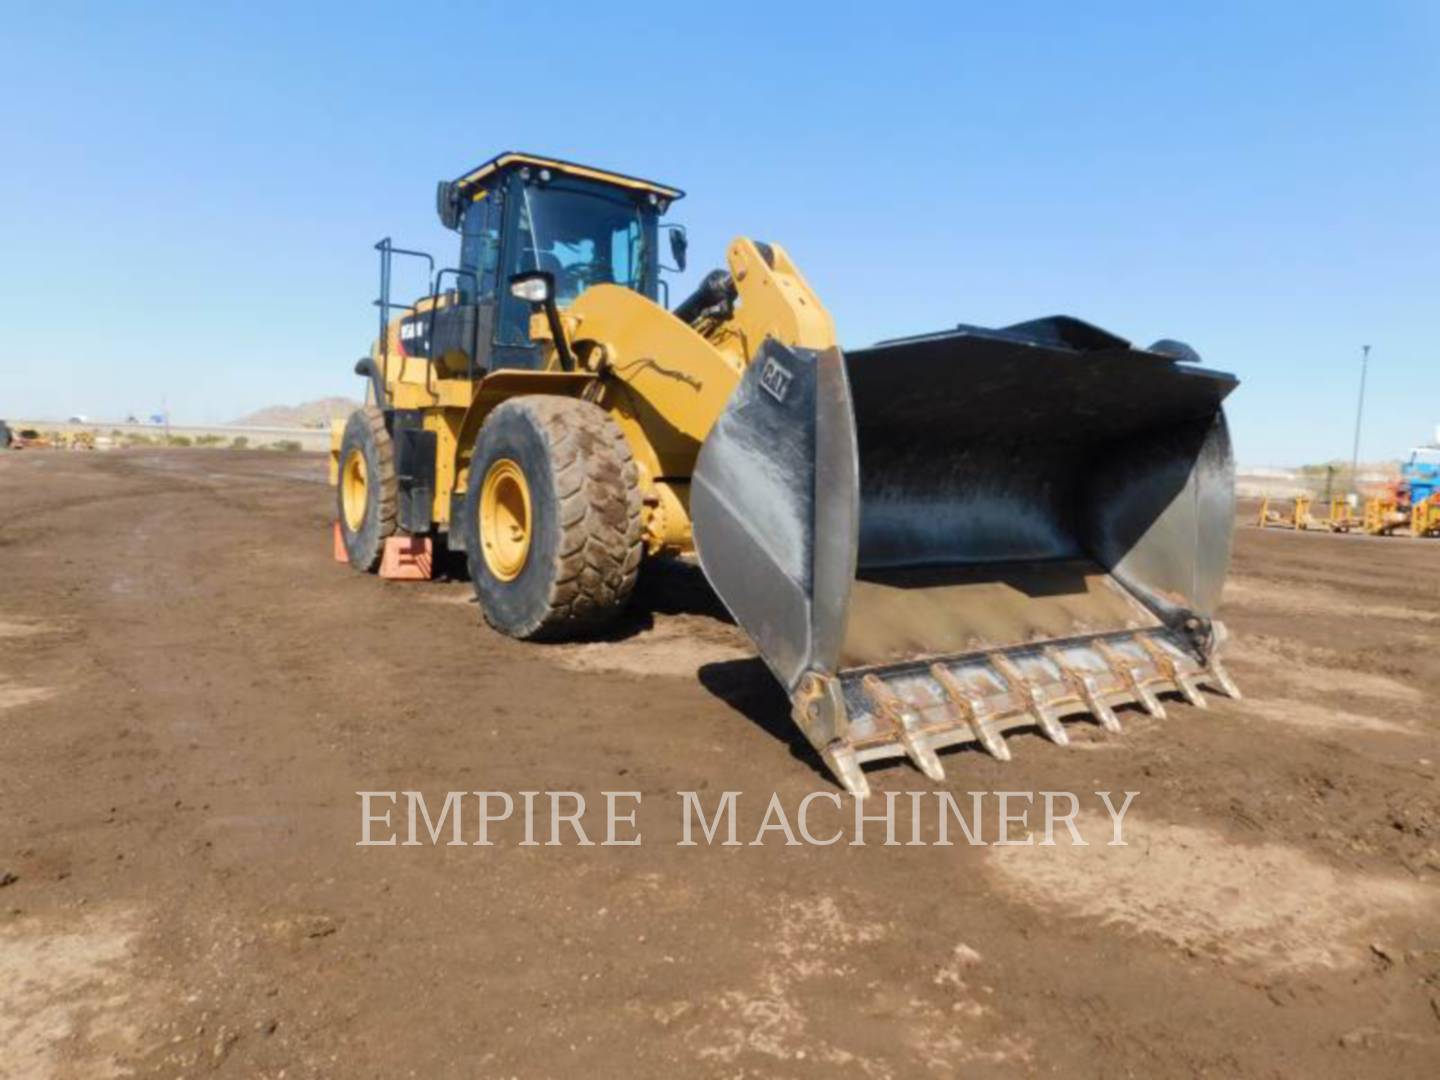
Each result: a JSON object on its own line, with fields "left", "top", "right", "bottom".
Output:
{"left": 232, "top": 397, "right": 360, "bottom": 429}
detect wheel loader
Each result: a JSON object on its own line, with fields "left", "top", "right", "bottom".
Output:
{"left": 331, "top": 151, "right": 1241, "bottom": 795}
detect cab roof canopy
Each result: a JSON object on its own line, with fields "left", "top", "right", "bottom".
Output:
{"left": 452, "top": 152, "right": 684, "bottom": 203}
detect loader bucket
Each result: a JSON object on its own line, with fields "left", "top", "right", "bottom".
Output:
{"left": 691, "top": 318, "right": 1240, "bottom": 795}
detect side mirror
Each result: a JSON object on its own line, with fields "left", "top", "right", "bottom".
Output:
{"left": 436, "top": 180, "right": 462, "bottom": 231}
{"left": 667, "top": 226, "right": 688, "bottom": 273}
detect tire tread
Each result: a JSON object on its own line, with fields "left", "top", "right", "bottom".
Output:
{"left": 475, "top": 396, "right": 642, "bottom": 639}
{"left": 338, "top": 405, "right": 398, "bottom": 572}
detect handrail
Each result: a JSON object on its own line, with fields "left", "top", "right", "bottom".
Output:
{"left": 373, "top": 238, "right": 435, "bottom": 367}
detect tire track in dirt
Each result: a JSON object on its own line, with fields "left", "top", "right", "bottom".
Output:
{"left": 986, "top": 812, "right": 1433, "bottom": 972}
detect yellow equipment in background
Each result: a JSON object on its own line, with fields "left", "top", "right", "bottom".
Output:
{"left": 1412, "top": 497, "right": 1440, "bottom": 538}
{"left": 1323, "top": 496, "right": 1361, "bottom": 533}
{"left": 1257, "top": 494, "right": 1359, "bottom": 533}
{"left": 8, "top": 427, "right": 52, "bottom": 450}
{"left": 1257, "top": 494, "right": 1314, "bottom": 530}
{"left": 330, "top": 152, "right": 1242, "bottom": 795}
{"left": 1364, "top": 495, "right": 1411, "bottom": 536}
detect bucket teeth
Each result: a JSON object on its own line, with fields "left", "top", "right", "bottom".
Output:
{"left": 988, "top": 652, "right": 1068, "bottom": 746}
{"left": 862, "top": 675, "right": 946, "bottom": 781}
{"left": 1209, "top": 665, "right": 1244, "bottom": 696}
{"left": 1136, "top": 684, "right": 1166, "bottom": 719}
{"left": 908, "top": 741, "right": 947, "bottom": 782}
{"left": 930, "top": 664, "right": 1011, "bottom": 761}
{"left": 1044, "top": 646, "right": 1122, "bottom": 733}
{"left": 1134, "top": 635, "right": 1207, "bottom": 710}
{"left": 1206, "top": 658, "right": 1243, "bottom": 700}
{"left": 805, "top": 624, "right": 1240, "bottom": 796}
{"left": 823, "top": 742, "right": 869, "bottom": 798}
{"left": 1096, "top": 640, "right": 1167, "bottom": 720}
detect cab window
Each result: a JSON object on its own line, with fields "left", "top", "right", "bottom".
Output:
{"left": 459, "top": 189, "right": 503, "bottom": 301}
{"left": 497, "top": 180, "right": 653, "bottom": 346}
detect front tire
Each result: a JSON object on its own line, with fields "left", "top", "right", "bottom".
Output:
{"left": 336, "top": 406, "right": 398, "bottom": 571}
{"left": 463, "top": 396, "right": 642, "bottom": 640}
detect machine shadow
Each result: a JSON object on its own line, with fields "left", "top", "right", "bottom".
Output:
{"left": 631, "top": 558, "right": 734, "bottom": 623}
{"left": 696, "top": 657, "right": 1001, "bottom": 789}
{"left": 431, "top": 550, "right": 734, "bottom": 642}
{"left": 587, "top": 556, "right": 735, "bottom": 642}
{"left": 696, "top": 657, "right": 828, "bottom": 779}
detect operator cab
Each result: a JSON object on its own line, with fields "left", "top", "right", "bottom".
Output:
{"left": 377, "top": 153, "right": 685, "bottom": 380}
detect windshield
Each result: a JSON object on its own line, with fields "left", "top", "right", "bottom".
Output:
{"left": 512, "top": 183, "right": 648, "bottom": 306}
{"left": 491, "top": 177, "right": 660, "bottom": 351}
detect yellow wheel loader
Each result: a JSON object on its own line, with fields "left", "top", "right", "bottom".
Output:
{"left": 331, "top": 151, "right": 1241, "bottom": 795}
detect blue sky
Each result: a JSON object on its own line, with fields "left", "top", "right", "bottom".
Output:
{"left": 1, "top": 1, "right": 1435, "bottom": 465}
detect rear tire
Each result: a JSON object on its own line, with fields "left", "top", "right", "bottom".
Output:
{"left": 463, "top": 396, "right": 642, "bottom": 640}
{"left": 336, "top": 406, "right": 398, "bottom": 571}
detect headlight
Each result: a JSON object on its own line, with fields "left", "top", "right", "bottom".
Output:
{"left": 509, "top": 273, "right": 552, "bottom": 304}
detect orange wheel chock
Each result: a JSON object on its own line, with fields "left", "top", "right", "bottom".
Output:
{"left": 379, "top": 535, "right": 433, "bottom": 581}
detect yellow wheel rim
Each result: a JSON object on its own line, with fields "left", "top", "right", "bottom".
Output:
{"left": 341, "top": 449, "right": 368, "bottom": 531}
{"left": 480, "top": 458, "right": 532, "bottom": 581}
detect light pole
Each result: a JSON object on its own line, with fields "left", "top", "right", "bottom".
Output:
{"left": 1350, "top": 344, "right": 1371, "bottom": 496}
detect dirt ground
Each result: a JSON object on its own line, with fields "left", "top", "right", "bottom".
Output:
{"left": 2, "top": 449, "right": 1438, "bottom": 1079}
